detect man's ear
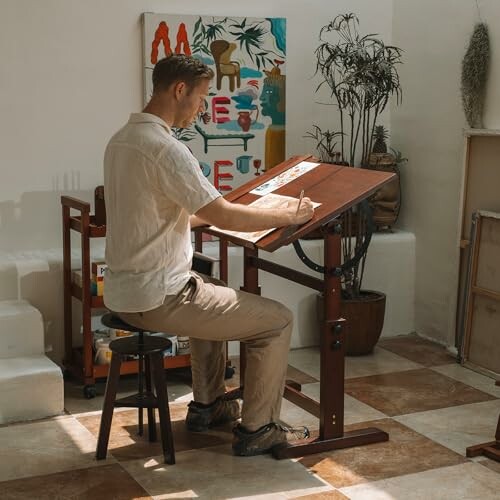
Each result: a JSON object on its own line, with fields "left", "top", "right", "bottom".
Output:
{"left": 174, "top": 81, "right": 186, "bottom": 100}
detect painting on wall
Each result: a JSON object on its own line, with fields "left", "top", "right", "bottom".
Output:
{"left": 142, "top": 13, "right": 286, "bottom": 193}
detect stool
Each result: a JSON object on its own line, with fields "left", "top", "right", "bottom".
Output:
{"left": 95, "top": 313, "right": 175, "bottom": 464}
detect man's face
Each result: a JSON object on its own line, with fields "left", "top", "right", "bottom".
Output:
{"left": 174, "top": 79, "right": 210, "bottom": 129}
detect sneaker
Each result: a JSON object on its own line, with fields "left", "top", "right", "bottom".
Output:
{"left": 186, "top": 397, "right": 241, "bottom": 432}
{"left": 232, "top": 422, "right": 310, "bottom": 456}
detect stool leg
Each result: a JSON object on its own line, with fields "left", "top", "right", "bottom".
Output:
{"left": 138, "top": 353, "right": 144, "bottom": 436}
{"left": 96, "top": 352, "right": 122, "bottom": 460}
{"left": 145, "top": 354, "right": 157, "bottom": 442}
{"left": 151, "top": 351, "right": 175, "bottom": 465}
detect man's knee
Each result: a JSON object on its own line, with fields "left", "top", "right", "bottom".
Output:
{"left": 276, "top": 303, "right": 293, "bottom": 333}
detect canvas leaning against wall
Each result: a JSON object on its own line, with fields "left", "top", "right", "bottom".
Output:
{"left": 142, "top": 13, "right": 286, "bottom": 192}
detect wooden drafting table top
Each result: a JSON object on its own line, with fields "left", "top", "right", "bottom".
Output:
{"left": 204, "top": 155, "right": 395, "bottom": 252}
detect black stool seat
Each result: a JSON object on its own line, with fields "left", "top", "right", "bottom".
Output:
{"left": 96, "top": 313, "right": 175, "bottom": 464}
{"left": 101, "top": 313, "right": 158, "bottom": 334}
{"left": 109, "top": 335, "right": 171, "bottom": 355}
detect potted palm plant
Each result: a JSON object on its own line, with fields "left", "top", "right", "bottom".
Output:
{"left": 310, "top": 13, "right": 403, "bottom": 354}
{"left": 313, "top": 13, "right": 403, "bottom": 167}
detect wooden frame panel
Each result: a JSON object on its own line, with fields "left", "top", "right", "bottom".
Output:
{"left": 455, "top": 130, "right": 500, "bottom": 348}
{"left": 461, "top": 211, "right": 500, "bottom": 378}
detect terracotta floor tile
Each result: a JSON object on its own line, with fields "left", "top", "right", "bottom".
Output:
{"left": 0, "top": 463, "right": 150, "bottom": 500}
{"left": 345, "top": 368, "right": 496, "bottom": 416}
{"left": 294, "top": 491, "right": 349, "bottom": 499}
{"left": 378, "top": 334, "right": 455, "bottom": 367}
{"left": 340, "top": 461, "right": 500, "bottom": 500}
{"left": 431, "top": 363, "right": 500, "bottom": 397}
{"left": 77, "top": 402, "right": 234, "bottom": 461}
{"left": 478, "top": 458, "right": 500, "bottom": 474}
{"left": 298, "top": 418, "right": 467, "bottom": 488}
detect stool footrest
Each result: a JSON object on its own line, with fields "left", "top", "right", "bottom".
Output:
{"left": 114, "top": 392, "right": 158, "bottom": 409}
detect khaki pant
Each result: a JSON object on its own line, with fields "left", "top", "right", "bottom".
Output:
{"left": 118, "top": 272, "right": 293, "bottom": 431}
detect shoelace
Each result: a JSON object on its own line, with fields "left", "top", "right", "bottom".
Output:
{"left": 277, "top": 424, "right": 310, "bottom": 440}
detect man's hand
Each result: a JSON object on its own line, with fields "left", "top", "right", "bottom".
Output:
{"left": 287, "top": 197, "right": 314, "bottom": 225}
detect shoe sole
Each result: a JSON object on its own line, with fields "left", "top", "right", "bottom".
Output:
{"left": 232, "top": 441, "right": 290, "bottom": 457}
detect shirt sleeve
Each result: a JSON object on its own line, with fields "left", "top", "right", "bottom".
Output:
{"left": 156, "top": 139, "right": 221, "bottom": 214}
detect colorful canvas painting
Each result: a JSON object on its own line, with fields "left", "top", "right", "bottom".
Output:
{"left": 142, "top": 13, "right": 286, "bottom": 193}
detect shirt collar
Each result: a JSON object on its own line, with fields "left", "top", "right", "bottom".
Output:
{"left": 128, "top": 113, "right": 172, "bottom": 135}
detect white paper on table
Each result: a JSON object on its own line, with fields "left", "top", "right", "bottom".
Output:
{"left": 249, "top": 161, "right": 320, "bottom": 196}
{"left": 209, "top": 193, "right": 321, "bottom": 244}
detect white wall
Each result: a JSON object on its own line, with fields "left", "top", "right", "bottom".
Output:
{"left": 391, "top": 0, "right": 500, "bottom": 346}
{"left": 0, "top": 1, "right": 395, "bottom": 363}
{"left": 0, "top": 0, "right": 392, "bottom": 252}
{"left": 6, "top": 0, "right": 498, "bottom": 358}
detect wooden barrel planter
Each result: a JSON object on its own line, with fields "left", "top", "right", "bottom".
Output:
{"left": 341, "top": 290, "right": 386, "bottom": 355}
{"left": 317, "top": 290, "right": 386, "bottom": 355}
{"left": 367, "top": 153, "right": 401, "bottom": 231}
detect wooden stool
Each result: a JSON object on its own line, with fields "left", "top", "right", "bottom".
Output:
{"left": 95, "top": 313, "right": 175, "bottom": 464}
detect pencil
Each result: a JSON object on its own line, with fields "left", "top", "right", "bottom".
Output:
{"left": 296, "top": 189, "right": 304, "bottom": 215}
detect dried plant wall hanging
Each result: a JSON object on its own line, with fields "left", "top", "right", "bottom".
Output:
{"left": 461, "top": 22, "right": 490, "bottom": 128}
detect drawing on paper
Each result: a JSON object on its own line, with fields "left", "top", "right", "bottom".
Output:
{"left": 210, "top": 193, "right": 321, "bottom": 243}
{"left": 249, "top": 161, "right": 320, "bottom": 196}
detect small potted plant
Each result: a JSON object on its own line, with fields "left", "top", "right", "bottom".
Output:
{"left": 304, "top": 125, "right": 344, "bottom": 164}
{"left": 368, "top": 125, "right": 407, "bottom": 231}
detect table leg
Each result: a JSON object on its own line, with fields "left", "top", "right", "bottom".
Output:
{"left": 275, "top": 226, "right": 388, "bottom": 459}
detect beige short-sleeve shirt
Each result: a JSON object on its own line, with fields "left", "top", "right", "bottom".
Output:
{"left": 103, "top": 113, "right": 220, "bottom": 313}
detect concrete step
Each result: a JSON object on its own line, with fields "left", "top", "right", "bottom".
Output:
{"left": 0, "top": 300, "right": 44, "bottom": 358}
{"left": 0, "top": 355, "right": 64, "bottom": 424}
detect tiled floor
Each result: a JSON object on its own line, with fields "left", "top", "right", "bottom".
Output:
{"left": 1, "top": 334, "right": 499, "bottom": 499}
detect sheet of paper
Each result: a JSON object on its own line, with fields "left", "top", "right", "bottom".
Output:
{"left": 249, "top": 161, "right": 320, "bottom": 196}
{"left": 210, "top": 193, "right": 321, "bottom": 244}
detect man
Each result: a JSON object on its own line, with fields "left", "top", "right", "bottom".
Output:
{"left": 103, "top": 54, "right": 314, "bottom": 456}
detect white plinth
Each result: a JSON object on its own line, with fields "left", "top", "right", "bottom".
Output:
{"left": 0, "top": 355, "right": 64, "bottom": 424}
{"left": 0, "top": 300, "right": 44, "bottom": 358}
{"left": 0, "top": 231, "right": 415, "bottom": 364}
{"left": 202, "top": 231, "right": 415, "bottom": 355}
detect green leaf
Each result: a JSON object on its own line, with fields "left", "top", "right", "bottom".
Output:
{"left": 194, "top": 17, "right": 202, "bottom": 35}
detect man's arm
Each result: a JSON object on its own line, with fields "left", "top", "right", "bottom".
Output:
{"left": 195, "top": 196, "right": 314, "bottom": 232}
{"left": 190, "top": 214, "right": 209, "bottom": 228}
